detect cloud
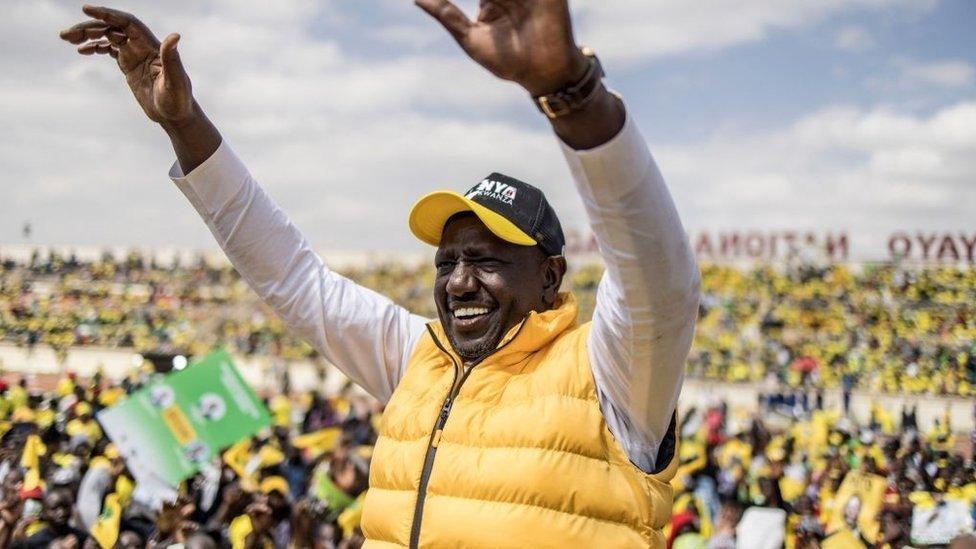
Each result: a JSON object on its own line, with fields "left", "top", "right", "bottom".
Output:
{"left": 374, "top": 24, "right": 442, "bottom": 50}
{"left": 833, "top": 25, "right": 876, "bottom": 52}
{"left": 893, "top": 58, "right": 976, "bottom": 90}
{"left": 570, "top": 0, "right": 932, "bottom": 65}
{"left": 359, "top": 0, "right": 931, "bottom": 66}
{"left": 0, "top": 0, "right": 969, "bottom": 261}
{"left": 657, "top": 100, "right": 976, "bottom": 250}
{"left": 0, "top": 0, "right": 567, "bottom": 251}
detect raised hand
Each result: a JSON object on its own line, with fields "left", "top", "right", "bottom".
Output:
{"left": 415, "top": 0, "right": 588, "bottom": 96}
{"left": 59, "top": 5, "right": 194, "bottom": 126}
{"left": 245, "top": 497, "right": 274, "bottom": 540}
{"left": 155, "top": 495, "right": 196, "bottom": 537}
{"left": 59, "top": 5, "right": 220, "bottom": 172}
{"left": 0, "top": 495, "right": 24, "bottom": 530}
{"left": 416, "top": 0, "right": 624, "bottom": 149}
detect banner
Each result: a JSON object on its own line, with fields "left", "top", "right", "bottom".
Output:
{"left": 99, "top": 349, "right": 270, "bottom": 486}
{"left": 827, "top": 471, "right": 886, "bottom": 544}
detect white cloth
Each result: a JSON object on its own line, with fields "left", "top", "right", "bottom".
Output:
{"left": 77, "top": 465, "right": 113, "bottom": 530}
{"left": 170, "top": 110, "right": 699, "bottom": 470}
{"left": 736, "top": 507, "right": 787, "bottom": 549}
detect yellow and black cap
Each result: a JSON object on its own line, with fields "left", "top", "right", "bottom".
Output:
{"left": 410, "top": 172, "right": 566, "bottom": 256}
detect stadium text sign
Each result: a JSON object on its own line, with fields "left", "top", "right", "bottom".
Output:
{"left": 694, "top": 231, "right": 976, "bottom": 263}
{"left": 694, "top": 231, "right": 850, "bottom": 261}
{"left": 564, "top": 230, "right": 976, "bottom": 263}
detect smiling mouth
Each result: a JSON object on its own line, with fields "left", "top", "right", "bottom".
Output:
{"left": 450, "top": 305, "right": 496, "bottom": 331}
{"left": 453, "top": 306, "right": 492, "bottom": 319}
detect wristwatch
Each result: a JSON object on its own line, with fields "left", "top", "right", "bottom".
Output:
{"left": 532, "top": 46, "right": 605, "bottom": 119}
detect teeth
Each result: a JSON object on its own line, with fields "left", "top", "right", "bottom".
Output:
{"left": 454, "top": 307, "right": 491, "bottom": 319}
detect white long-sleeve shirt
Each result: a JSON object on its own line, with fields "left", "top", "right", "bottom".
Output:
{"left": 170, "top": 111, "right": 700, "bottom": 471}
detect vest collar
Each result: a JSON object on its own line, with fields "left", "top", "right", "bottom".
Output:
{"left": 427, "top": 292, "right": 579, "bottom": 367}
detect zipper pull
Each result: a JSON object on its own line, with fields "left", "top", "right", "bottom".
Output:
{"left": 439, "top": 397, "right": 453, "bottom": 420}
{"left": 431, "top": 398, "right": 453, "bottom": 449}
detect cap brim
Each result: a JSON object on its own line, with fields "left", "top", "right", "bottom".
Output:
{"left": 409, "top": 191, "right": 537, "bottom": 248}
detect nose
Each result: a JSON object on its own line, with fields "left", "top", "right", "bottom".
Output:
{"left": 445, "top": 260, "right": 478, "bottom": 297}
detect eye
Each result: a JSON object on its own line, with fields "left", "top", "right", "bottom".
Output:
{"left": 472, "top": 258, "right": 503, "bottom": 270}
{"left": 435, "top": 260, "right": 456, "bottom": 275}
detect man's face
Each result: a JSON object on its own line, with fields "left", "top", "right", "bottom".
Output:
{"left": 43, "top": 490, "right": 73, "bottom": 528}
{"left": 434, "top": 214, "right": 565, "bottom": 362}
{"left": 2, "top": 469, "right": 23, "bottom": 494}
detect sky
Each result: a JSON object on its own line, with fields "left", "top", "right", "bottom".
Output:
{"left": 1, "top": 0, "right": 974, "bottom": 259}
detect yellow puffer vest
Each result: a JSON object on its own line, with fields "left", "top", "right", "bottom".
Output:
{"left": 361, "top": 294, "right": 677, "bottom": 548}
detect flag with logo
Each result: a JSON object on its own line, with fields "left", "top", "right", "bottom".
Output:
{"left": 98, "top": 349, "right": 271, "bottom": 486}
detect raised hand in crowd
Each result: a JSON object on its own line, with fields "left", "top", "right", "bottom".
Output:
{"left": 0, "top": 486, "right": 24, "bottom": 548}
{"left": 243, "top": 498, "right": 274, "bottom": 549}
{"left": 150, "top": 495, "right": 198, "bottom": 547}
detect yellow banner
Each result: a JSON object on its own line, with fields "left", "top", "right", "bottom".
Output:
{"left": 828, "top": 471, "right": 885, "bottom": 543}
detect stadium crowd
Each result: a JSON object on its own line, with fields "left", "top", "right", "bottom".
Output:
{"left": 0, "top": 368, "right": 973, "bottom": 548}
{"left": 0, "top": 368, "right": 380, "bottom": 548}
{"left": 687, "top": 264, "right": 976, "bottom": 397}
{"left": 2, "top": 251, "right": 975, "bottom": 396}
{"left": 667, "top": 396, "right": 975, "bottom": 548}
{"left": 0, "top": 250, "right": 974, "bottom": 547}
{"left": 0, "top": 250, "right": 310, "bottom": 361}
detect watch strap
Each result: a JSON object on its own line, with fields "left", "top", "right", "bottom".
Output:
{"left": 532, "top": 48, "right": 605, "bottom": 119}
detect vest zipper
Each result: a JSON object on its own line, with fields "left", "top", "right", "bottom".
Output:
{"left": 408, "top": 322, "right": 526, "bottom": 549}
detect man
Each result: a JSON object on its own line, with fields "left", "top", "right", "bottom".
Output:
{"left": 59, "top": 1, "right": 700, "bottom": 546}
{"left": 8, "top": 489, "right": 88, "bottom": 548}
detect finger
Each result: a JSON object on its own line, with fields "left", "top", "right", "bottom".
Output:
{"left": 106, "top": 30, "right": 128, "bottom": 46}
{"left": 77, "top": 39, "right": 113, "bottom": 56}
{"left": 81, "top": 5, "right": 133, "bottom": 28}
{"left": 82, "top": 5, "right": 158, "bottom": 45}
{"left": 415, "top": 0, "right": 472, "bottom": 43}
{"left": 479, "top": 0, "right": 527, "bottom": 21}
{"left": 59, "top": 21, "right": 112, "bottom": 44}
{"left": 159, "top": 33, "right": 189, "bottom": 90}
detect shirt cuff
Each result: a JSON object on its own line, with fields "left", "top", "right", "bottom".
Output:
{"left": 169, "top": 141, "right": 251, "bottom": 218}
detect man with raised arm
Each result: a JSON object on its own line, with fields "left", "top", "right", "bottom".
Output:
{"left": 60, "top": 1, "right": 699, "bottom": 546}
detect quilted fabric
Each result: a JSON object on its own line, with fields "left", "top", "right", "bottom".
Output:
{"left": 361, "top": 294, "right": 677, "bottom": 548}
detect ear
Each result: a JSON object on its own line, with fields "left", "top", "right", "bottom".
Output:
{"left": 541, "top": 255, "right": 567, "bottom": 307}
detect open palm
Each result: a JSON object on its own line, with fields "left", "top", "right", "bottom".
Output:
{"left": 416, "top": 0, "right": 587, "bottom": 96}
{"left": 59, "top": 6, "right": 194, "bottom": 125}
